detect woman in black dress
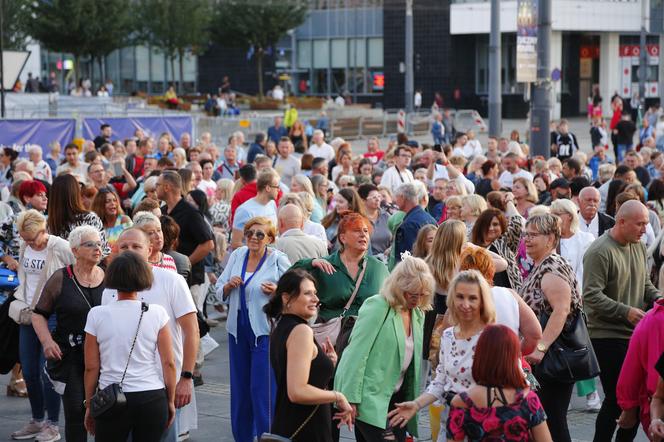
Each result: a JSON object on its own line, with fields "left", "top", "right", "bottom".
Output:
{"left": 264, "top": 269, "right": 353, "bottom": 441}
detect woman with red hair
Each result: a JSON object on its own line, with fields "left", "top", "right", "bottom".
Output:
{"left": 446, "top": 325, "right": 551, "bottom": 441}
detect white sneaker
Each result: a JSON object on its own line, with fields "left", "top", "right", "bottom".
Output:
{"left": 35, "top": 423, "right": 60, "bottom": 442}
{"left": 11, "top": 419, "right": 45, "bottom": 440}
{"left": 586, "top": 391, "right": 602, "bottom": 412}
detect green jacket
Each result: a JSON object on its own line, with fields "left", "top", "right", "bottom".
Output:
{"left": 334, "top": 295, "right": 423, "bottom": 435}
{"left": 291, "top": 252, "right": 389, "bottom": 321}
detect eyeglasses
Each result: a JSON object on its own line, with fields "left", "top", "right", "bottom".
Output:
{"left": 522, "top": 232, "right": 547, "bottom": 240}
{"left": 399, "top": 154, "right": 412, "bottom": 159}
{"left": 244, "top": 230, "right": 266, "bottom": 240}
{"left": 80, "top": 241, "right": 103, "bottom": 249}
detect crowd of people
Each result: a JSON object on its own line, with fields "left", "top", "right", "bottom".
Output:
{"left": 2, "top": 109, "right": 664, "bottom": 442}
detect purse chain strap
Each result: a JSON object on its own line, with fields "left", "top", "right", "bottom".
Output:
{"left": 119, "top": 302, "right": 147, "bottom": 387}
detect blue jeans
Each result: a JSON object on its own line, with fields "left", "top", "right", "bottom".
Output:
{"left": 19, "top": 322, "right": 60, "bottom": 423}
{"left": 616, "top": 144, "right": 631, "bottom": 163}
{"left": 228, "top": 309, "right": 275, "bottom": 442}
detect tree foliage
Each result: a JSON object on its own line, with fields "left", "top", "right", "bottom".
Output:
{"left": 135, "top": 0, "right": 212, "bottom": 92}
{"left": 1, "top": 0, "right": 32, "bottom": 50}
{"left": 26, "top": 0, "right": 131, "bottom": 83}
{"left": 211, "top": 0, "right": 309, "bottom": 97}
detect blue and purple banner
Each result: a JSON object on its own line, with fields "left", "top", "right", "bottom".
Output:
{"left": 82, "top": 116, "right": 193, "bottom": 142}
{"left": 0, "top": 119, "right": 76, "bottom": 155}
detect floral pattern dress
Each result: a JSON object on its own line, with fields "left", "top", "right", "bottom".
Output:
{"left": 426, "top": 327, "right": 481, "bottom": 402}
{"left": 446, "top": 389, "right": 547, "bottom": 441}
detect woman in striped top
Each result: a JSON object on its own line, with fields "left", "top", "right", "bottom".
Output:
{"left": 133, "top": 211, "right": 177, "bottom": 273}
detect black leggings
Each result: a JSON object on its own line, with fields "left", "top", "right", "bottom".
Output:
{"left": 95, "top": 389, "right": 168, "bottom": 442}
{"left": 592, "top": 338, "right": 639, "bottom": 442}
{"left": 536, "top": 379, "right": 573, "bottom": 442}
{"left": 62, "top": 362, "right": 86, "bottom": 442}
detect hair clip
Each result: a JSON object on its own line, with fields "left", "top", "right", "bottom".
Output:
{"left": 400, "top": 250, "right": 412, "bottom": 261}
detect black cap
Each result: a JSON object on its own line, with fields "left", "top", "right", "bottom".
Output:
{"left": 549, "top": 177, "right": 570, "bottom": 190}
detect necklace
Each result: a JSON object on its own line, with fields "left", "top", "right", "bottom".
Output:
{"left": 148, "top": 252, "right": 163, "bottom": 265}
{"left": 73, "top": 266, "right": 101, "bottom": 288}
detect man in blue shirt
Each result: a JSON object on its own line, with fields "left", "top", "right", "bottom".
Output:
{"left": 392, "top": 182, "right": 436, "bottom": 264}
{"left": 267, "top": 116, "right": 288, "bottom": 144}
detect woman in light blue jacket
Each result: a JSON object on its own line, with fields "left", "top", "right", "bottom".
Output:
{"left": 216, "top": 216, "right": 291, "bottom": 442}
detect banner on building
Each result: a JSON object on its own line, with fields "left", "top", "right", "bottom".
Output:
{"left": 82, "top": 116, "right": 193, "bottom": 143}
{"left": 0, "top": 119, "right": 76, "bottom": 155}
{"left": 516, "top": 0, "right": 538, "bottom": 83}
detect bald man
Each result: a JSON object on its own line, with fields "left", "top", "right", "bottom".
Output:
{"left": 578, "top": 186, "right": 615, "bottom": 239}
{"left": 275, "top": 204, "right": 327, "bottom": 263}
{"left": 101, "top": 228, "right": 200, "bottom": 441}
{"left": 583, "top": 200, "right": 661, "bottom": 441}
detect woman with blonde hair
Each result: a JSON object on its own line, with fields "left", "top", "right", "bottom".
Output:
{"left": 388, "top": 270, "right": 497, "bottom": 441}
{"left": 334, "top": 256, "right": 435, "bottom": 442}
{"left": 290, "top": 174, "right": 325, "bottom": 223}
{"left": 513, "top": 177, "right": 538, "bottom": 217}
{"left": 459, "top": 194, "right": 488, "bottom": 238}
{"left": 210, "top": 178, "right": 234, "bottom": 231}
{"left": 412, "top": 224, "right": 437, "bottom": 258}
{"left": 443, "top": 195, "right": 462, "bottom": 221}
{"left": 426, "top": 220, "right": 467, "bottom": 315}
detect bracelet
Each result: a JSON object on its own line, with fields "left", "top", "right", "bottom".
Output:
{"left": 333, "top": 391, "right": 339, "bottom": 407}
{"left": 653, "top": 418, "right": 664, "bottom": 426}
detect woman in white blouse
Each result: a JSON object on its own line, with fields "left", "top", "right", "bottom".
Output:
{"left": 550, "top": 199, "right": 595, "bottom": 288}
{"left": 387, "top": 270, "right": 496, "bottom": 442}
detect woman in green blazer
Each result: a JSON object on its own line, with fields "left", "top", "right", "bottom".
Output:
{"left": 334, "top": 255, "right": 435, "bottom": 441}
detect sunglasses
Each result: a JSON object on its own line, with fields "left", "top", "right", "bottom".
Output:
{"left": 81, "top": 241, "right": 103, "bottom": 249}
{"left": 244, "top": 230, "right": 266, "bottom": 240}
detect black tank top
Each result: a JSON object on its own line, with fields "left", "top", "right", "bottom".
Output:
{"left": 270, "top": 314, "right": 334, "bottom": 441}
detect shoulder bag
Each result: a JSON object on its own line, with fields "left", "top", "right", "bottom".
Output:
{"left": 259, "top": 405, "right": 320, "bottom": 442}
{"left": 311, "top": 263, "right": 367, "bottom": 350}
{"left": 89, "top": 302, "right": 148, "bottom": 418}
{"left": 533, "top": 308, "right": 600, "bottom": 384}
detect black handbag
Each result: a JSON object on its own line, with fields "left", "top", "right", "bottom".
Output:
{"left": 533, "top": 308, "right": 600, "bottom": 384}
{"left": 89, "top": 302, "right": 148, "bottom": 418}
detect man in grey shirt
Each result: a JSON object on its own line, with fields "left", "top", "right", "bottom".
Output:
{"left": 273, "top": 137, "right": 301, "bottom": 188}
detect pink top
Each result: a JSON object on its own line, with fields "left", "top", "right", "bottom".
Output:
{"left": 616, "top": 298, "right": 664, "bottom": 432}
{"left": 152, "top": 253, "right": 178, "bottom": 274}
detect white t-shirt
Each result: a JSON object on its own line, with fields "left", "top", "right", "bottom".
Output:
{"left": 22, "top": 246, "right": 47, "bottom": 305}
{"left": 498, "top": 169, "right": 534, "bottom": 189}
{"left": 380, "top": 166, "right": 414, "bottom": 194}
{"left": 308, "top": 143, "right": 336, "bottom": 162}
{"left": 85, "top": 300, "right": 169, "bottom": 392}
{"left": 102, "top": 266, "right": 197, "bottom": 378}
{"left": 233, "top": 198, "right": 278, "bottom": 231}
{"left": 492, "top": 286, "right": 520, "bottom": 334}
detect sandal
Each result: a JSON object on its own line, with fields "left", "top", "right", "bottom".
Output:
{"left": 7, "top": 378, "right": 27, "bottom": 397}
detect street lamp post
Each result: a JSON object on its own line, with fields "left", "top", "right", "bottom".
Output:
{"left": 529, "top": 0, "right": 552, "bottom": 158}
{"left": 488, "top": 0, "right": 502, "bottom": 137}
{"left": 404, "top": 0, "right": 414, "bottom": 115}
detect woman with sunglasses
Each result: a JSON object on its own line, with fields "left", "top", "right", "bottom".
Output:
{"left": 216, "top": 216, "right": 291, "bottom": 442}
{"left": 32, "top": 226, "right": 105, "bottom": 442}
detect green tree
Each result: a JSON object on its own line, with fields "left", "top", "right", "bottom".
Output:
{"left": 211, "top": 0, "right": 309, "bottom": 98}
{"left": 136, "top": 0, "right": 212, "bottom": 94}
{"left": 1, "top": 0, "right": 31, "bottom": 50}
{"left": 84, "top": 0, "right": 132, "bottom": 84}
{"left": 27, "top": 0, "right": 132, "bottom": 84}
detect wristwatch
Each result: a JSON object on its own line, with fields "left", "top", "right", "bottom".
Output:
{"left": 181, "top": 371, "right": 194, "bottom": 380}
{"left": 536, "top": 342, "right": 548, "bottom": 353}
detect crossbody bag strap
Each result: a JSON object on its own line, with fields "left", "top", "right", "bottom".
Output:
{"left": 290, "top": 404, "right": 320, "bottom": 439}
{"left": 67, "top": 265, "right": 92, "bottom": 310}
{"left": 341, "top": 262, "right": 368, "bottom": 316}
{"left": 120, "top": 302, "right": 148, "bottom": 387}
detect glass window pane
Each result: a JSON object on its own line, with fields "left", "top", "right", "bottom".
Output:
{"left": 349, "top": 38, "right": 366, "bottom": 67}
{"left": 368, "top": 38, "right": 383, "bottom": 67}
{"left": 313, "top": 40, "right": 329, "bottom": 69}
{"left": 331, "top": 39, "right": 347, "bottom": 69}
{"left": 297, "top": 41, "right": 312, "bottom": 69}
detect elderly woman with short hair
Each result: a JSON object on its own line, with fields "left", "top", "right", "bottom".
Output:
{"left": 32, "top": 225, "right": 105, "bottom": 442}
{"left": 519, "top": 214, "right": 585, "bottom": 442}
{"left": 334, "top": 256, "right": 435, "bottom": 442}
{"left": 216, "top": 216, "right": 291, "bottom": 442}
{"left": 133, "top": 211, "right": 177, "bottom": 273}
{"left": 10, "top": 210, "right": 75, "bottom": 441}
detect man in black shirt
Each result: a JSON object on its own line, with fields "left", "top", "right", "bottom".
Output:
{"left": 614, "top": 114, "right": 637, "bottom": 163}
{"left": 158, "top": 170, "right": 214, "bottom": 299}
{"left": 550, "top": 119, "right": 579, "bottom": 161}
{"left": 93, "top": 124, "right": 112, "bottom": 150}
